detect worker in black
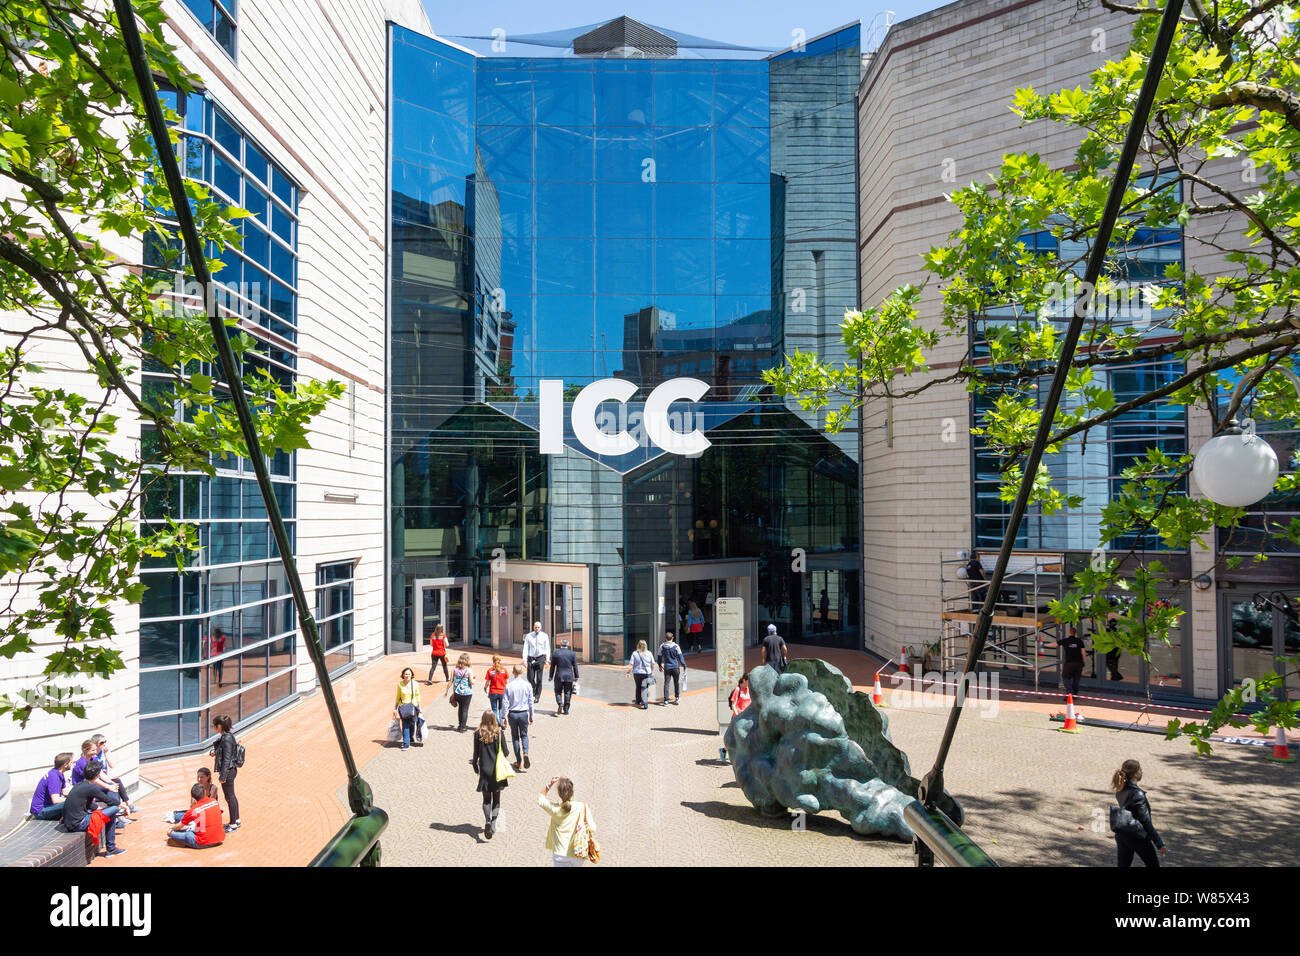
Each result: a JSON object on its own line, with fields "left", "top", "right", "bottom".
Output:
{"left": 1060, "top": 625, "right": 1086, "bottom": 696}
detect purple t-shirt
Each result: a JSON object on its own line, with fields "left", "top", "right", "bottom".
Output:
{"left": 70, "top": 755, "right": 89, "bottom": 786}
{"left": 29, "top": 768, "right": 66, "bottom": 814}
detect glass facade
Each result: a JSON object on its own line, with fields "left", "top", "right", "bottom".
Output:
{"left": 971, "top": 196, "right": 1188, "bottom": 552}
{"left": 139, "top": 93, "right": 299, "bottom": 755}
{"left": 316, "top": 562, "right": 356, "bottom": 675}
{"left": 389, "top": 22, "right": 861, "bottom": 660}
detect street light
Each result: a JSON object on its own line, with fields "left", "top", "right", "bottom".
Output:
{"left": 1192, "top": 367, "right": 1299, "bottom": 508}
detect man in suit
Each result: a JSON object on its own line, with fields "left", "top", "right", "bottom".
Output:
{"left": 548, "top": 637, "right": 579, "bottom": 715}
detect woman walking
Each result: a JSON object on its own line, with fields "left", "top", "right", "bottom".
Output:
{"left": 471, "top": 711, "right": 509, "bottom": 839}
{"left": 485, "top": 654, "right": 510, "bottom": 727}
{"left": 538, "top": 776, "right": 597, "bottom": 867}
{"left": 427, "top": 624, "right": 450, "bottom": 683}
{"left": 1111, "top": 759, "right": 1168, "bottom": 867}
{"left": 686, "top": 601, "right": 705, "bottom": 654}
{"left": 444, "top": 653, "right": 475, "bottom": 731}
{"left": 393, "top": 666, "right": 421, "bottom": 750}
{"left": 210, "top": 714, "right": 241, "bottom": 833}
{"left": 625, "top": 640, "right": 655, "bottom": 710}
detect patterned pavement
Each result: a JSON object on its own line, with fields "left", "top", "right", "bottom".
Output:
{"left": 99, "top": 646, "right": 1299, "bottom": 867}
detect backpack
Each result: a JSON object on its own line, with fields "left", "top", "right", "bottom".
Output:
{"left": 233, "top": 741, "right": 246, "bottom": 769}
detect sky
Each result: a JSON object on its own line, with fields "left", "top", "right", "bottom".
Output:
{"left": 418, "top": 0, "right": 954, "bottom": 52}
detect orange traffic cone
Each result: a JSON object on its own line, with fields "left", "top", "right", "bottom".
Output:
{"left": 1058, "top": 694, "right": 1082, "bottom": 734}
{"left": 898, "top": 647, "right": 909, "bottom": 674}
{"left": 872, "top": 672, "right": 886, "bottom": 707}
{"left": 1266, "top": 726, "right": 1295, "bottom": 763}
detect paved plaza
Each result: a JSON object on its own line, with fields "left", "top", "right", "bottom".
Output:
{"left": 92, "top": 645, "right": 1299, "bottom": 868}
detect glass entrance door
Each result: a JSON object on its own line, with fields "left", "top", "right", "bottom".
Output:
{"left": 416, "top": 580, "right": 470, "bottom": 648}
{"left": 512, "top": 580, "right": 585, "bottom": 655}
{"left": 1224, "top": 593, "right": 1300, "bottom": 697}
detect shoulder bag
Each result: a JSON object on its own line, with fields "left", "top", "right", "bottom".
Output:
{"left": 494, "top": 734, "right": 516, "bottom": 783}
{"left": 570, "top": 803, "right": 600, "bottom": 864}
{"left": 1109, "top": 805, "right": 1144, "bottom": 838}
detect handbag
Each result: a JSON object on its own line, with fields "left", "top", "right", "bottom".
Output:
{"left": 571, "top": 804, "right": 599, "bottom": 863}
{"left": 494, "top": 735, "right": 516, "bottom": 783}
{"left": 1109, "top": 805, "right": 1144, "bottom": 837}
{"left": 398, "top": 702, "right": 415, "bottom": 719}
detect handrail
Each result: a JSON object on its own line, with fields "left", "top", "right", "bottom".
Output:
{"left": 904, "top": 800, "right": 997, "bottom": 868}
{"left": 309, "top": 807, "right": 389, "bottom": 868}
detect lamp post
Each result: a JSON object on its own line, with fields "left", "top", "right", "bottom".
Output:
{"left": 1192, "top": 367, "right": 1300, "bottom": 507}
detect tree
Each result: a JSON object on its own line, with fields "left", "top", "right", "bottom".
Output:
{"left": 0, "top": 1, "right": 342, "bottom": 723}
{"left": 766, "top": 0, "right": 1299, "bottom": 751}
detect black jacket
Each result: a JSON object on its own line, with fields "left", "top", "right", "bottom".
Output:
{"left": 61, "top": 780, "right": 118, "bottom": 830}
{"left": 549, "top": 647, "right": 579, "bottom": 684}
{"left": 471, "top": 731, "right": 509, "bottom": 793}
{"left": 212, "top": 732, "right": 238, "bottom": 777}
{"left": 1116, "top": 782, "right": 1163, "bottom": 848}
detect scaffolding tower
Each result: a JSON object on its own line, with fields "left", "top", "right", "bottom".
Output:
{"left": 939, "top": 551, "right": 1066, "bottom": 691}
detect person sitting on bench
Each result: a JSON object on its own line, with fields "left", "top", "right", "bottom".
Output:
{"left": 29, "top": 752, "right": 74, "bottom": 821}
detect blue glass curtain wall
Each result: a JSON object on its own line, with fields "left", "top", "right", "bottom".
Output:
{"left": 388, "top": 23, "right": 861, "bottom": 653}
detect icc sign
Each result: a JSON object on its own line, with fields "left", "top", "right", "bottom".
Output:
{"left": 539, "top": 377, "right": 711, "bottom": 457}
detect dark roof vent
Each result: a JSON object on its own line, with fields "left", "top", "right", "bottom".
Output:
{"left": 573, "top": 16, "right": 678, "bottom": 58}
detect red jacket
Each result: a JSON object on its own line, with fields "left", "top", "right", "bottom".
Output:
{"left": 85, "top": 809, "right": 110, "bottom": 843}
{"left": 179, "top": 798, "right": 225, "bottom": 847}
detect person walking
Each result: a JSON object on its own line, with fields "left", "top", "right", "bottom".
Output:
{"left": 444, "top": 653, "right": 475, "bottom": 731}
{"left": 470, "top": 711, "right": 509, "bottom": 839}
{"left": 761, "top": 624, "right": 787, "bottom": 674}
{"left": 626, "top": 640, "right": 655, "bottom": 710}
{"left": 523, "top": 620, "right": 550, "bottom": 700}
{"left": 393, "top": 666, "right": 422, "bottom": 751}
{"left": 484, "top": 655, "right": 510, "bottom": 727}
{"left": 427, "top": 624, "right": 450, "bottom": 684}
{"left": 538, "top": 775, "right": 597, "bottom": 867}
{"left": 685, "top": 600, "right": 705, "bottom": 654}
{"left": 729, "top": 673, "right": 751, "bottom": 715}
{"left": 549, "top": 638, "right": 579, "bottom": 715}
{"left": 210, "top": 714, "right": 242, "bottom": 833}
{"left": 657, "top": 630, "right": 686, "bottom": 705}
{"left": 1111, "top": 759, "right": 1168, "bottom": 867}
{"left": 1060, "top": 625, "right": 1086, "bottom": 696}
{"left": 504, "top": 664, "right": 535, "bottom": 771}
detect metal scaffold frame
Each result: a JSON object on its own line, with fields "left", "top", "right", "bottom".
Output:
{"left": 939, "top": 551, "right": 1066, "bottom": 691}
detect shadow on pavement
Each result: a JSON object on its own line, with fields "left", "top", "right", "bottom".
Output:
{"left": 652, "top": 727, "right": 719, "bottom": 736}
{"left": 428, "top": 821, "right": 484, "bottom": 841}
{"left": 679, "top": 800, "right": 887, "bottom": 841}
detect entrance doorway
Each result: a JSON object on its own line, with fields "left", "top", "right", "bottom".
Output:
{"left": 412, "top": 577, "right": 471, "bottom": 650}
{"left": 666, "top": 578, "right": 727, "bottom": 653}
{"left": 1221, "top": 591, "right": 1300, "bottom": 699}
{"left": 490, "top": 561, "right": 591, "bottom": 659}
{"left": 511, "top": 581, "right": 584, "bottom": 655}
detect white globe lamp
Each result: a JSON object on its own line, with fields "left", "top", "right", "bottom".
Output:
{"left": 1192, "top": 423, "right": 1279, "bottom": 507}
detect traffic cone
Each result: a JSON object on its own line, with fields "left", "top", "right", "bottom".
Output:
{"left": 872, "top": 672, "right": 886, "bottom": 707}
{"left": 1266, "top": 726, "right": 1296, "bottom": 763}
{"left": 898, "top": 647, "right": 909, "bottom": 674}
{"left": 1058, "top": 694, "right": 1082, "bottom": 734}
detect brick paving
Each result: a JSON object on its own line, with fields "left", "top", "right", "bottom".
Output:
{"left": 96, "top": 645, "right": 1299, "bottom": 867}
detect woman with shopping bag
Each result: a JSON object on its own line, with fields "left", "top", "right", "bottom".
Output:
{"left": 393, "top": 667, "right": 421, "bottom": 751}
{"left": 538, "top": 775, "right": 599, "bottom": 867}
{"left": 470, "top": 711, "right": 512, "bottom": 839}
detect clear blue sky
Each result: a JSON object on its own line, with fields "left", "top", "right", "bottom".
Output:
{"left": 419, "top": 0, "right": 952, "bottom": 51}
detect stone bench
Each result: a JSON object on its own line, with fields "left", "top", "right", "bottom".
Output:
{"left": 0, "top": 786, "right": 99, "bottom": 868}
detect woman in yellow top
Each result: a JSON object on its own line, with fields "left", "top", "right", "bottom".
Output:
{"left": 538, "top": 776, "right": 596, "bottom": 867}
{"left": 392, "top": 666, "right": 421, "bottom": 750}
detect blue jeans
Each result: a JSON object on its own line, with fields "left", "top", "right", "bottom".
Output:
{"left": 32, "top": 803, "right": 63, "bottom": 821}
{"left": 508, "top": 712, "right": 530, "bottom": 762}
{"left": 400, "top": 713, "right": 416, "bottom": 748}
{"left": 77, "top": 809, "right": 117, "bottom": 852}
{"left": 169, "top": 829, "right": 200, "bottom": 848}
{"left": 489, "top": 693, "right": 506, "bottom": 725}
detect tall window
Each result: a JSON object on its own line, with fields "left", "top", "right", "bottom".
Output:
{"left": 138, "top": 91, "right": 300, "bottom": 756}
{"left": 316, "top": 562, "right": 356, "bottom": 676}
{"left": 181, "top": 0, "right": 238, "bottom": 60}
